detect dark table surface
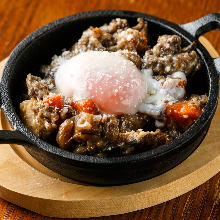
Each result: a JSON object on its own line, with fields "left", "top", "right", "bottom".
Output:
{"left": 0, "top": 0, "right": 219, "bottom": 219}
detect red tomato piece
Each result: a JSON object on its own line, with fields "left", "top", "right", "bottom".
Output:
{"left": 71, "top": 99, "right": 98, "bottom": 115}
{"left": 164, "top": 101, "right": 202, "bottom": 131}
{"left": 44, "top": 94, "right": 64, "bottom": 110}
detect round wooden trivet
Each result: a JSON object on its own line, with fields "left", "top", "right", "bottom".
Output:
{"left": 0, "top": 37, "right": 219, "bottom": 218}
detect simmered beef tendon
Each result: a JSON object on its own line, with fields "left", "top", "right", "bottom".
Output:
{"left": 100, "top": 18, "right": 128, "bottom": 34}
{"left": 143, "top": 35, "right": 200, "bottom": 75}
{"left": 57, "top": 113, "right": 106, "bottom": 153}
{"left": 118, "top": 129, "right": 168, "bottom": 150}
{"left": 118, "top": 50, "right": 142, "bottom": 68}
{"left": 104, "top": 18, "right": 149, "bottom": 55}
{"left": 152, "top": 35, "right": 181, "bottom": 56}
{"left": 56, "top": 118, "right": 75, "bottom": 150}
{"left": 26, "top": 74, "right": 55, "bottom": 99}
{"left": 74, "top": 112, "right": 102, "bottom": 135}
{"left": 119, "top": 113, "right": 149, "bottom": 133}
{"left": 72, "top": 18, "right": 148, "bottom": 58}
{"left": 59, "top": 105, "right": 76, "bottom": 121}
{"left": 132, "top": 18, "right": 148, "bottom": 34}
{"left": 72, "top": 27, "right": 115, "bottom": 52}
{"left": 56, "top": 112, "right": 167, "bottom": 156}
{"left": 110, "top": 28, "right": 148, "bottom": 54}
{"left": 20, "top": 99, "right": 59, "bottom": 139}
{"left": 102, "top": 115, "right": 120, "bottom": 141}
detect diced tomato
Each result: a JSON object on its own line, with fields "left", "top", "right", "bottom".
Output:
{"left": 164, "top": 101, "right": 202, "bottom": 131}
{"left": 44, "top": 94, "right": 64, "bottom": 110}
{"left": 71, "top": 99, "right": 98, "bottom": 115}
{"left": 177, "top": 80, "right": 187, "bottom": 87}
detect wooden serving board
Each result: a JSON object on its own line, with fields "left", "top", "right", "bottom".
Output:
{"left": 0, "top": 37, "right": 219, "bottom": 218}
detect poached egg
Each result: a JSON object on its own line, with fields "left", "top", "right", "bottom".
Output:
{"left": 55, "top": 51, "right": 146, "bottom": 114}
{"left": 55, "top": 51, "right": 186, "bottom": 117}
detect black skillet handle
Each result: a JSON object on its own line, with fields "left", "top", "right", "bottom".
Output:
{"left": 0, "top": 129, "right": 30, "bottom": 145}
{"left": 180, "top": 13, "right": 220, "bottom": 74}
{"left": 0, "top": 77, "right": 30, "bottom": 145}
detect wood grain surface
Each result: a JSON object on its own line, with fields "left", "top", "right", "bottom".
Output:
{"left": 0, "top": 0, "right": 219, "bottom": 219}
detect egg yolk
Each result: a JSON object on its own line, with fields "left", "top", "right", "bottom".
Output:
{"left": 55, "top": 51, "right": 146, "bottom": 114}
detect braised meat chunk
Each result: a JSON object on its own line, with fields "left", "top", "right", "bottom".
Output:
{"left": 143, "top": 35, "right": 200, "bottom": 75}
{"left": 72, "top": 18, "right": 148, "bottom": 59}
{"left": 110, "top": 27, "right": 148, "bottom": 54}
{"left": 118, "top": 129, "right": 168, "bottom": 150}
{"left": 72, "top": 27, "right": 115, "bottom": 52}
{"left": 56, "top": 112, "right": 167, "bottom": 156}
{"left": 118, "top": 50, "right": 142, "bottom": 68}
{"left": 118, "top": 113, "right": 149, "bottom": 132}
{"left": 100, "top": 18, "right": 129, "bottom": 34}
{"left": 133, "top": 18, "right": 148, "bottom": 34}
{"left": 20, "top": 99, "right": 59, "bottom": 139}
{"left": 56, "top": 118, "right": 75, "bottom": 150}
{"left": 26, "top": 74, "right": 55, "bottom": 99}
{"left": 152, "top": 35, "right": 181, "bottom": 56}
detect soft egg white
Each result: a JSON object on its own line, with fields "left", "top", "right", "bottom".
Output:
{"left": 55, "top": 51, "right": 146, "bottom": 114}
{"left": 138, "top": 69, "right": 186, "bottom": 118}
{"left": 54, "top": 51, "right": 186, "bottom": 118}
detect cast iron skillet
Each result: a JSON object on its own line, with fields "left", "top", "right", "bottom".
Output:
{"left": 0, "top": 10, "right": 220, "bottom": 185}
